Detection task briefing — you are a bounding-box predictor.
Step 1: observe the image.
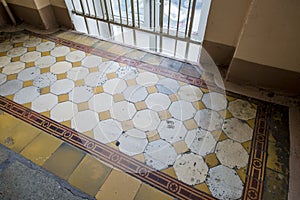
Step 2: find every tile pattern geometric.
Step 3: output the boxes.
[0,31,276,200]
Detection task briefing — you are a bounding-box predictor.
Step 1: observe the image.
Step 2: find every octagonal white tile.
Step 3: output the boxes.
[185,128,216,156]
[32,93,58,112]
[0,43,13,53]
[35,56,56,68]
[50,101,78,122]
[133,110,160,131]
[71,110,99,132]
[136,71,159,86]
[118,128,148,156]
[88,93,113,112]
[116,65,138,80]
[84,72,107,87]
[93,119,123,144]
[98,61,120,74]
[123,85,148,103]
[69,86,93,103]
[7,47,27,57]
[223,118,253,143]
[216,139,249,169]
[50,79,74,95]
[174,153,208,185]
[66,50,86,62]
[67,67,89,81]
[178,85,203,102]
[17,67,40,81]
[156,78,180,95]
[158,119,187,143]
[82,55,102,68]
[36,41,55,52]
[228,99,257,120]
[14,86,40,104]
[11,33,29,43]
[206,165,243,200]
[194,109,223,131]
[0,56,11,68]
[144,139,177,170]
[169,100,196,121]
[103,78,127,95]
[0,80,22,96]
[0,73,7,85]
[110,101,136,121]
[2,62,25,75]
[202,92,227,111]
[20,51,41,63]
[33,72,57,88]
[23,37,41,47]
[50,46,70,57]
[50,61,72,74]
[145,93,171,112]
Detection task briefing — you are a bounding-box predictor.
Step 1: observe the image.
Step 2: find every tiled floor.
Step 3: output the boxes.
[0,30,290,200]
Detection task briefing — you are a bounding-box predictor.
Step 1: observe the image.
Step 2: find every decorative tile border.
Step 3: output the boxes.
[0,31,272,199]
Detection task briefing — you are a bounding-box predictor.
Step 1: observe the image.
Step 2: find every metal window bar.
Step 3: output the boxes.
[69,0,205,45]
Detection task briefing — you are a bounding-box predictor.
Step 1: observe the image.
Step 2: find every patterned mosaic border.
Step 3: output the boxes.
[0,31,272,199]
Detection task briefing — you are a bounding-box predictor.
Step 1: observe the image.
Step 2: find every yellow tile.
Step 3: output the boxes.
[77,102,89,111]
[56,56,65,62]
[200,88,209,93]
[23,80,33,87]
[134,183,173,200]
[192,101,206,110]
[211,131,228,141]
[22,102,32,109]
[125,50,146,60]
[25,62,35,68]
[237,167,248,183]
[121,120,134,131]
[7,74,17,81]
[0,112,22,132]
[43,143,86,180]
[107,141,119,150]
[204,153,220,168]
[57,73,67,80]
[135,101,147,111]
[5,94,14,100]
[146,86,157,94]
[247,119,255,129]
[83,130,94,138]
[58,94,69,102]
[40,86,50,94]
[158,110,171,120]
[27,46,36,52]
[162,167,178,179]
[89,67,99,73]
[0,52,6,56]
[72,61,81,67]
[183,119,198,130]
[61,120,71,127]
[225,110,233,119]
[41,111,50,118]
[107,72,117,79]
[107,45,131,56]
[126,79,137,86]
[42,39,48,42]
[226,95,236,102]
[40,67,50,73]
[242,140,252,154]
[14,42,23,47]
[11,56,20,62]
[133,153,145,163]
[173,141,189,154]
[99,110,111,120]
[266,141,286,174]
[69,154,112,196]
[169,94,179,102]
[75,79,85,86]
[146,130,160,142]
[41,51,50,56]
[94,86,104,94]
[194,182,211,195]
[20,132,63,166]
[95,169,141,200]
[268,133,276,143]
[113,93,124,102]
